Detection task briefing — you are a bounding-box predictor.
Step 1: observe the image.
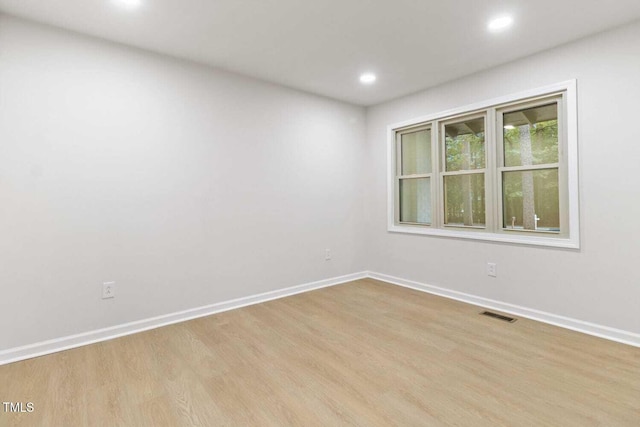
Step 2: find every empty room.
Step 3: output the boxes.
[1,0,639,425]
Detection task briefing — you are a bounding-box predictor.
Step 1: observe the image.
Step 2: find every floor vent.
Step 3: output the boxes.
[480,311,517,323]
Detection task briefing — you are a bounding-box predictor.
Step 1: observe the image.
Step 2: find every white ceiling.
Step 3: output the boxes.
[1,0,640,106]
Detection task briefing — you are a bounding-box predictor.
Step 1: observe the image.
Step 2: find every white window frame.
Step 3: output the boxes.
[387,80,580,249]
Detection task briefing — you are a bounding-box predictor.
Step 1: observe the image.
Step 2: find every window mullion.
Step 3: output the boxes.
[432,121,440,228]
[486,108,496,233]
[394,132,401,224]
[495,108,505,232]
[439,120,445,229]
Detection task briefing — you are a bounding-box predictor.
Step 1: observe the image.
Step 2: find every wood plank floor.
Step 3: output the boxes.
[1,279,639,426]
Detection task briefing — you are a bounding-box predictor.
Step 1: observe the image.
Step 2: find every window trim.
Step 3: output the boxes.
[386,80,580,249]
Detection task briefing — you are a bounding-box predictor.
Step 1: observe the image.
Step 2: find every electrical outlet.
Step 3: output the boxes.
[486,263,497,277]
[102,281,115,299]
[325,249,332,261]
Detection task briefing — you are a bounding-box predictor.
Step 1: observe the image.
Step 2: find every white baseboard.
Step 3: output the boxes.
[0,271,368,366]
[367,272,640,348]
[3,269,638,366]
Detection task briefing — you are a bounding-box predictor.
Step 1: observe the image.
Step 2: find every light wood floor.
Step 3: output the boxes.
[1,279,639,426]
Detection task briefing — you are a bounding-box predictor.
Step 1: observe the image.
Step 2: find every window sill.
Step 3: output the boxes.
[388,224,579,249]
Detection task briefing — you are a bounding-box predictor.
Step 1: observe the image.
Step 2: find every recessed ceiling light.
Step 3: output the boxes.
[112,0,142,9]
[504,125,516,130]
[488,16,513,32]
[360,73,377,84]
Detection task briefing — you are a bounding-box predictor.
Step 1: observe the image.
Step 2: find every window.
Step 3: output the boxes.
[387,81,579,248]
[397,126,433,225]
[442,115,486,228]
[499,101,561,233]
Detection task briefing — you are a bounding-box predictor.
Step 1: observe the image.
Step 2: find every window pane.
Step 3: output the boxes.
[444,117,485,171]
[444,174,485,226]
[401,129,432,175]
[400,178,431,224]
[503,103,558,167]
[503,169,559,232]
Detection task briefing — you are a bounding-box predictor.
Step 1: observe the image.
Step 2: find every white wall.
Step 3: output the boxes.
[0,15,366,351]
[3,12,639,354]
[365,21,640,334]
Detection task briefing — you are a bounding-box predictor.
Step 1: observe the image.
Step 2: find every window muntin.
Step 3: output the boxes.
[388,82,578,248]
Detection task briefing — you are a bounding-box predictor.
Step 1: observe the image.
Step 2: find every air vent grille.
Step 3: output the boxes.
[480,311,517,323]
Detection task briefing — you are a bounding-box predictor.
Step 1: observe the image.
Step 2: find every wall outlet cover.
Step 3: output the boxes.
[102,281,115,299]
